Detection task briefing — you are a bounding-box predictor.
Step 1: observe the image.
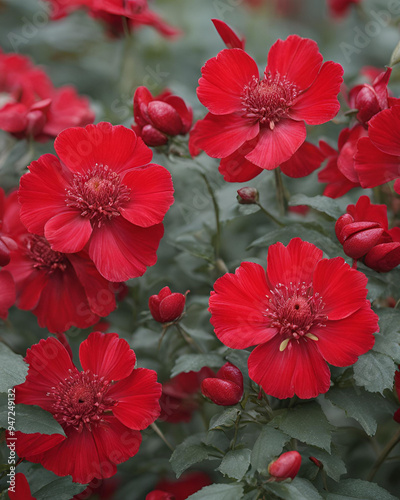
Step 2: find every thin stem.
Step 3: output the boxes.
[158,325,169,350]
[175,323,204,353]
[150,423,174,452]
[274,168,287,216]
[255,202,284,227]
[394,298,400,309]
[231,411,242,450]
[200,172,221,259]
[367,427,400,481]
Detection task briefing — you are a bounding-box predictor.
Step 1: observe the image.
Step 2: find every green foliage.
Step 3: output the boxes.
[170,434,210,478]
[171,353,225,377]
[251,426,290,474]
[265,477,324,500]
[187,482,244,499]
[217,449,251,480]
[326,479,398,500]
[0,343,28,392]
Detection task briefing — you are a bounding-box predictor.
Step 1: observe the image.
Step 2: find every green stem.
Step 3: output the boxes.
[200,172,221,259]
[175,323,204,353]
[367,427,400,481]
[150,423,174,452]
[255,202,284,227]
[394,298,400,309]
[231,411,242,450]
[274,168,287,216]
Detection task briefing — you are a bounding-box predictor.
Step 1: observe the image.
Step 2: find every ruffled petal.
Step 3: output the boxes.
[44,211,92,253]
[266,35,323,90]
[88,218,164,282]
[197,49,259,114]
[108,368,161,429]
[280,141,324,178]
[55,122,153,175]
[355,137,400,188]
[266,239,323,289]
[120,165,174,227]
[313,306,377,366]
[289,61,343,125]
[368,106,400,156]
[248,336,331,399]
[209,262,277,349]
[80,331,136,381]
[14,431,66,457]
[245,119,306,170]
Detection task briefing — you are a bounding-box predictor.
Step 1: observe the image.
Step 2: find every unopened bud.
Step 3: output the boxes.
[268,451,301,481]
[237,187,259,205]
[149,286,189,324]
[201,362,243,406]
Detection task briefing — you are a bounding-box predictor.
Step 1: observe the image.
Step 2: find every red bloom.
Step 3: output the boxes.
[209,238,378,399]
[146,492,175,500]
[394,368,400,423]
[0,50,94,141]
[318,126,366,198]
[13,331,161,484]
[7,473,36,500]
[152,471,212,500]
[191,35,342,174]
[18,122,174,282]
[336,195,400,271]
[0,269,15,320]
[149,286,188,324]
[159,368,214,423]
[268,451,302,481]
[355,106,400,195]
[201,362,243,406]
[211,19,245,50]
[2,191,117,333]
[328,0,362,17]
[133,87,192,147]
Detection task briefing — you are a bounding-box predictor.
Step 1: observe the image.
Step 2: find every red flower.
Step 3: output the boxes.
[0,50,94,141]
[209,238,378,399]
[133,87,192,147]
[355,106,400,195]
[18,122,174,282]
[201,362,243,406]
[335,195,400,271]
[191,35,342,174]
[318,126,366,198]
[0,269,15,320]
[12,331,161,484]
[268,451,302,481]
[146,491,175,500]
[149,286,188,324]
[2,191,117,333]
[7,473,36,500]
[394,368,400,423]
[151,471,212,500]
[211,19,245,50]
[328,0,362,17]
[159,368,214,423]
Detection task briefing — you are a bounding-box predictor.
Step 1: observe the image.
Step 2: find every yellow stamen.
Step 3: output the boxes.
[305,333,319,341]
[279,338,290,352]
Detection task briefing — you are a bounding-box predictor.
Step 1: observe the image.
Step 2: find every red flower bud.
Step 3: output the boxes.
[268,451,302,481]
[237,187,259,205]
[149,286,188,323]
[147,101,184,136]
[309,456,323,468]
[335,216,384,259]
[201,362,243,406]
[364,241,400,273]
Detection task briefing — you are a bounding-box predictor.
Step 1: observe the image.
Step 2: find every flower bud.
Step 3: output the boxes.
[149,286,188,323]
[309,456,323,468]
[237,187,259,205]
[268,451,302,481]
[335,215,384,259]
[201,362,243,406]
[364,241,400,273]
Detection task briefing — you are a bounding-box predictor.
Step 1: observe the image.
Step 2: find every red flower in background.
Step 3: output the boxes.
[7,473,36,500]
[2,191,117,333]
[209,238,378,399]
[13,332,161,484]
[328,0,362,17]
[159,368,214,423]
[147,471,212,500]
[133,87,192,147]
[190,35,342,179]
[0,49,94,141]
[355,105,400,195]
[18,122,174,282]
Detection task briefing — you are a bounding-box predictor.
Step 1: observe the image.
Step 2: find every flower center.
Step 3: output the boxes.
[65,164,131,227]
[266,282,327,351]
[48,370,115,432]
[241,74,298,130]
[25,235,67,273]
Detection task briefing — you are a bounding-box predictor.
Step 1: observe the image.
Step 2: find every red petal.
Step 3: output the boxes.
[18,154,70,235]
[355,137,400,188]
[197,49,258,115]
[8,473,35,500]
[347,194,389,229]
[336,124,367,183]
[209,262,277,349]
[245,119,306,169]
[266,35,323,90]
[313,257,368,320]
[313,306,377,366]
[80,331,136,381]
[0,269,15,319]
[368,106,400,156]
[364,242,400,272]
[55,122,153,175]
[191,113,259,158]
[159,293,186,322]
[248,336,331,399]
[318,157,359,198]
[280,141,324,178]
[201,378,242,405]
[289,61,343,125]
[266,238,323,289]
[211,19,245,50]
[44,211,92,253]
[17,268,47,311]
[120,165,174,227]
[88,219,164,282]
[108,368,161,429]
[14,431,66,457]
[218,142,263,182]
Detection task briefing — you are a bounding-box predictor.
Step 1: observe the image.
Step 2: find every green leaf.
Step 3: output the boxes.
[353,351,396,394]
[34,477,86,500]
[326,479,398,500]
[265,477,323,500]
[270,403,333,452]
[6,402,65,435]
[251,426,290,474]
[187,483,244,499]
[170,434,209,478]
[373,309,400,363]
[209,408,240,430]
[217,448,251,480]
[0,343,28,392]
[171,353,224,377]
[326,387,389,436]
[389,39,400,67]
[289,194,346,219]
[303,447,346,482]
